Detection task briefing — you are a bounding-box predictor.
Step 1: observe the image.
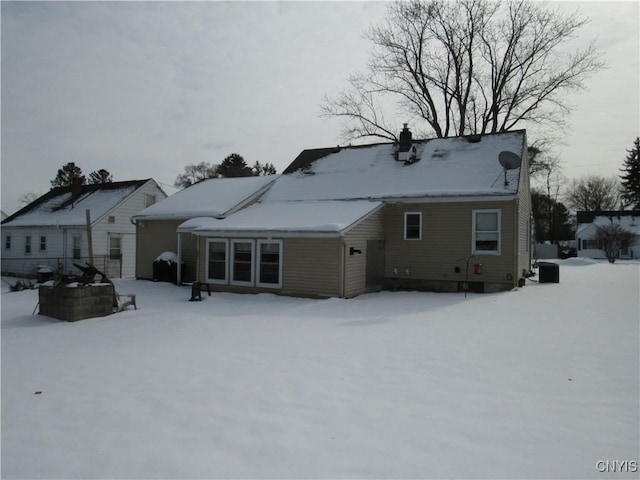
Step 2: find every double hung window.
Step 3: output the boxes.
[404,212,422,240]
[40,235,47,252]
[109,236,122,259]
[231,241,254,286]
[472,210,501,255]
[25,235,32,254]
[257,241,283,288]
[207,240,228,284]
[72,236,81,259]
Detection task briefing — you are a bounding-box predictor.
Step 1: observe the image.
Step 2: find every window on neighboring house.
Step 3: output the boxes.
[73,236,81,260]
[25,235,32,254]
[206,239,228,284]
[257,240,282,288]
[231,240,255,286]
[5,235,11,250]
[145,194,156,208]
[109,236,122,260]
[108,216,116,224]
[582,239,601,250]
[40,235,46,252]
[404,212,422,240]
[473,210,501,255]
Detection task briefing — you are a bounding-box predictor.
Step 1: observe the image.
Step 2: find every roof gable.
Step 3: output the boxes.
[134,175,279,220]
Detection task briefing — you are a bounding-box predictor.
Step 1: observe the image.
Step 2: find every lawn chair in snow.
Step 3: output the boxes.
[189,282,211,301]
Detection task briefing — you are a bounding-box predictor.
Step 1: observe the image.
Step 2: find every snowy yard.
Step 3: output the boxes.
[2,259,638,479]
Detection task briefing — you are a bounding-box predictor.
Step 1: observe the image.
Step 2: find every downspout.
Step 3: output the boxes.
[176,232,182,285]
[340,237,346,298]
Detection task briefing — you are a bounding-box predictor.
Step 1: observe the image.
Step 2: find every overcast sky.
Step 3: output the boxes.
[1,1,638,215]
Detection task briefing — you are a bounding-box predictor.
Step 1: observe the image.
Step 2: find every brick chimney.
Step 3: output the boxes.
[71,176,83,200]
[399,123,412,152]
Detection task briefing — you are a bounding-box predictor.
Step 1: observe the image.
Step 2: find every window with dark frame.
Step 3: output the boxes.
[40,235,46,252]
[25,235,31,254]
[404,212,422,240]
[5,235,11,250]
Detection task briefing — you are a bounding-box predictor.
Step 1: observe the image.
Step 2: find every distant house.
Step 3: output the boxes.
[138,127,531,297]
[132,175,279,283]
[576,211,640,260]
[1,179,166,278]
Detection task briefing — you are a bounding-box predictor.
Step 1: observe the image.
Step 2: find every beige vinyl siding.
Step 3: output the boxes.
[516,151,532,279]
[384,201,518,287]
[343,207,384,297]
[196,236,342,298]
[136,219,183,279]
[281,238,343,297]
[179,233,199,283]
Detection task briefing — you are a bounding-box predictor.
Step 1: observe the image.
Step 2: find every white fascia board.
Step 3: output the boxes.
[191,229,342,239]
[380,194,518,204]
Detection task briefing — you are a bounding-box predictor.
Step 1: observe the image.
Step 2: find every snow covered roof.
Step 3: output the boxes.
[1,179,152,227]
[134,176,279,220]
[265,131,526,202]
[188,200,382,237]
[576,211,640,235]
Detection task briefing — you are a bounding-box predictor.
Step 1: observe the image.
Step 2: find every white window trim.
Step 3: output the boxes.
[256,240,283,289]
[24,235,32,255]
[205,238,229,285]
[39,234,47,252]
[109,234,122,259]
[230,239,255,287]
[404,212,422,240]
[472,209,501,255]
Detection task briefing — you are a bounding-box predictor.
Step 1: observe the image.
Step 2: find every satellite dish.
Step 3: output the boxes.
[499,151,522,170]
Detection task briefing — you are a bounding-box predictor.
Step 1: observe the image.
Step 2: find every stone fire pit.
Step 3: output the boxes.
[39,283,115,322]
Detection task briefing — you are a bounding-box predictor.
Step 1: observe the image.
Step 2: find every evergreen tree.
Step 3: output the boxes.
[51,162,85,189]
[531,190,575,243]
[620,137,640,209]
[215,154,254,178]
[89,169,113,184]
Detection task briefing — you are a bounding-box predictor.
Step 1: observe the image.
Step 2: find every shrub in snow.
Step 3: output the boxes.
[594,224,639,263]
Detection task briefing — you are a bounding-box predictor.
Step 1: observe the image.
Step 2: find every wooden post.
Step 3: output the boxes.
[85,209,94,265]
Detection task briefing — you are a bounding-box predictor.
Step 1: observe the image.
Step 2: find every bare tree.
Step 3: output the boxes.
[594,224,638,263]
[18,192,40,207]
[174,162,219,188]
[321,0,604,141]
[565,175,621,212]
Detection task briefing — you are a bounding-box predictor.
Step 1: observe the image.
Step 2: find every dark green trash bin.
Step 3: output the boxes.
[538,262,559,283]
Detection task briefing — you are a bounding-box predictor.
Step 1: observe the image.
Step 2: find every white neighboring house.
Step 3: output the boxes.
[1,179,166,278]
[576,211,640,260]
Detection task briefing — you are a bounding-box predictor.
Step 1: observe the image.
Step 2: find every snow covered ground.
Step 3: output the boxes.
[2,259,638,479]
